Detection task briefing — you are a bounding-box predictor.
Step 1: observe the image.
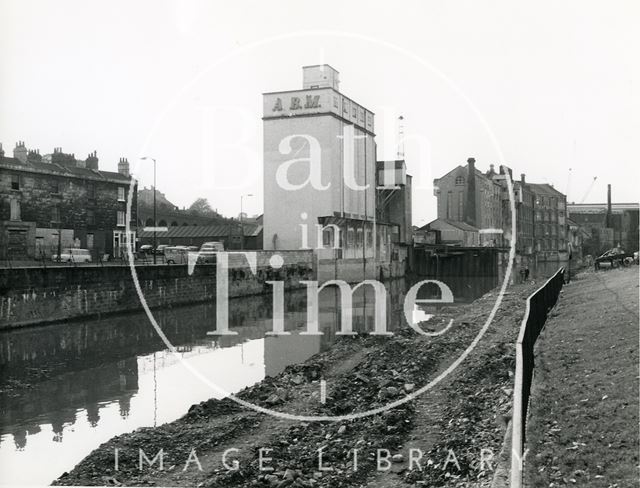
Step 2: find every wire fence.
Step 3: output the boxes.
[510,266,565,487]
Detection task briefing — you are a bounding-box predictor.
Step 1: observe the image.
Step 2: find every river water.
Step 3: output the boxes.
[0,273,522,486]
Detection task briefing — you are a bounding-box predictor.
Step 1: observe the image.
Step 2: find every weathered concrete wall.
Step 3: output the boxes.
[0,250,314,329]
[317,258,405,283]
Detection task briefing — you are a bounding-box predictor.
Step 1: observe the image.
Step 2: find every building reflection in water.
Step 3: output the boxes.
[0,277,469,486]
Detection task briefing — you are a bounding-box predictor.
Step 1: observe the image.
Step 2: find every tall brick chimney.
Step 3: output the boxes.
[606,184,612,228]
[118,157,130,176]
[13,141,28,163]
[464,157,477,227]
[0,142,4,158]
[521,173,526,184]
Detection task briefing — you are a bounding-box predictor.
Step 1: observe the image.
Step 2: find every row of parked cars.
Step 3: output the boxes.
[138,241,225,264]
[50,241,225,264]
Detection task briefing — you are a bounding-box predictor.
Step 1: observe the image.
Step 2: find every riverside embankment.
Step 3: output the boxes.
[53,276,549,488]
[0,251,314,329]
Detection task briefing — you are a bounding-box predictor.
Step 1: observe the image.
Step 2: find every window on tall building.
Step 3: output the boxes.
[10,174,20,190]
[455,176,465,186]
[10,199,20,221]
[51,206,60,223]
[117,187,125,201]
[87,209,95,226]
[117,210,125,227]
[322,227,332,248]
[51,180,60,193]
[87,183,96,199]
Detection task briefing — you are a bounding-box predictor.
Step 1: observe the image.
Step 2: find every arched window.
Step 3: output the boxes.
[158,220,167,226]
[455,176,465,186]
[145,218,154,227]
[171,221,178,227]
[182,222,189,226]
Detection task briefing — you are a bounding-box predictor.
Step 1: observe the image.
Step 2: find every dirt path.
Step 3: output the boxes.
[55,279,546,487]
[525,266,639,487]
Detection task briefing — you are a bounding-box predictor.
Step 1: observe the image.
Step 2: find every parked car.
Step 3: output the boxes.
[155,244,169,255]
[196,241,224,264]
[594,248,631,270]
[164,246,198,264]
[200,241,225,252]
[139,244,153,254]
[52,248,92,263]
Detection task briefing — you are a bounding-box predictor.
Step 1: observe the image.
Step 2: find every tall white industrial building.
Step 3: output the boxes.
[262,65,385,258]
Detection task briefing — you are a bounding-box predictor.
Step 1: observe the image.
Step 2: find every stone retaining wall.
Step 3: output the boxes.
[0,250,314,329]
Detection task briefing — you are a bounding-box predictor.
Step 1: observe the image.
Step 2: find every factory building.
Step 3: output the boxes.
[262,65,410,279]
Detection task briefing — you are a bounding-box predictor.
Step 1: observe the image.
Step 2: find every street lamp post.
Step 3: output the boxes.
[240,193,253,250]
[141,157,157,264]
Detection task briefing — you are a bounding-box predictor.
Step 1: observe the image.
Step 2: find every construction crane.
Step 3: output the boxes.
[580,176,598,203]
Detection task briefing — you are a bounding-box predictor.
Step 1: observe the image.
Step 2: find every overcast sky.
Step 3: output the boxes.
[1,0,638,225]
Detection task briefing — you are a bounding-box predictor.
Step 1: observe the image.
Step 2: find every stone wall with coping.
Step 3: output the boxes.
[0,250,315,329]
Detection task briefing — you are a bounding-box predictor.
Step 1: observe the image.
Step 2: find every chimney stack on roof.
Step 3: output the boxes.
[118,157,130,176]
[0,143,4,158]
[27,149,42,164]
[521,173,526,184]
[13,141,28,163]
[51,147,77,167]
[86,150,99,170]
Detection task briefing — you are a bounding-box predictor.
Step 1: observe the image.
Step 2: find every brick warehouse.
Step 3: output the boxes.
[0,142,137,261]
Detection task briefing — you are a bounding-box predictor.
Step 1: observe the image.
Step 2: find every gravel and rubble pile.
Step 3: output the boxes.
[55,281,539,487]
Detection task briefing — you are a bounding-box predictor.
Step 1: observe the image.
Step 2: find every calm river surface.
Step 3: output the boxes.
[0,273,516,486]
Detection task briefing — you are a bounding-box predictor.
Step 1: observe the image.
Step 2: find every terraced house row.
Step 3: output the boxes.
[0,142,137,261]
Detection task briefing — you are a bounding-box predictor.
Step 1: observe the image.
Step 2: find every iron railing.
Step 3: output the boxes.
[510,266,565,487]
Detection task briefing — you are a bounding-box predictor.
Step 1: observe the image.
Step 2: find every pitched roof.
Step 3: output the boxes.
[138,223,263,239]
[421,218,479,232]
[1,155,132,183]
[435,163,495,184]
[139,224,233,239]
[527,183,565,197]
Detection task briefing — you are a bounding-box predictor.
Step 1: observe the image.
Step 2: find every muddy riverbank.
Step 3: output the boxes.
[53,277,546,488]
